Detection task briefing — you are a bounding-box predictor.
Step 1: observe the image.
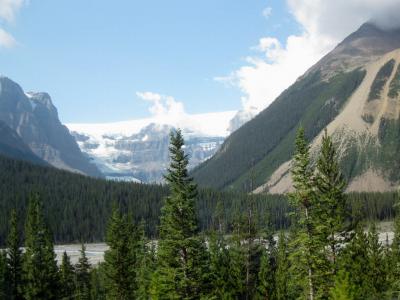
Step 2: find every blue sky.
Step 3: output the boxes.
[0,0,300,123]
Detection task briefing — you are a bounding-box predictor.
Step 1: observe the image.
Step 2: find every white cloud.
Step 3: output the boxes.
[136,91,186,120]
[0,0,24,22]
[262,7,272,19]
[0,0,26,48]
[222,0,400,113]
[0,27,16,47]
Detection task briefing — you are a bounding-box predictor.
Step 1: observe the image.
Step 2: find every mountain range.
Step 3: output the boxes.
[192,22,400,193]
[67,111,237,182]
[1,22,400,193]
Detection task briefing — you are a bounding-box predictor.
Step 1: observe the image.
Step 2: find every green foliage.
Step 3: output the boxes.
[135,223,156,299]
[387,192,400,297]
[0,251,7,299]
[256,242,277,300]
[59,251,76,300]
[366,223,388,298]
[275,231,289,300]
[75,244,92,300]
[388,64,400,98]
[207,233,235,299]
[0,130,398,299]
[90,264,107,300]
[338,225,370,299]
[329,270,355,300]
[6,209,24,300]
[154,130,211,299]
[0,154,290,246]
[288,127,322,300]
[368,59,395,101]
[103,207,137,299]
[314,129,347,292]
[377,118,400,181]
[192,69,366,191]
[23,194,60,300]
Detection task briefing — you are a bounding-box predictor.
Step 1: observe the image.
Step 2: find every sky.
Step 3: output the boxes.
[0,0,400,123]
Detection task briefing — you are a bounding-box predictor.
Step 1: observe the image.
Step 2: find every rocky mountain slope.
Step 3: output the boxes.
[0,76,102,177]
[67,111,236,182]
[0,120,47,165]
[192,22,400,193]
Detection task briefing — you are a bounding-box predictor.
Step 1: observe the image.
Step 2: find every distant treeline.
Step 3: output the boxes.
[0,154,398,246]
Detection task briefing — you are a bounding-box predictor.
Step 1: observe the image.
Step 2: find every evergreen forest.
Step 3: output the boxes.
[0,128,399,299]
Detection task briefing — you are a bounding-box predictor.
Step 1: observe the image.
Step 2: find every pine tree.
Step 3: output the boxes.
[315,129,347,268]
[135,221,156,299]
[314,129,347,296]
[225,212,248,299]
[288,127,320,300]
[154,129,210,299]
[76,244,92,300]
[388,191,400,296]
[23,193,60,300]
[366,223,388,298]
[329,270,355,300]
[275,231,289,300]
[243,195,263,300]
[59,251,76,300]
[0,251,7,299]
[208,232,234,299]
[257,218,278,299]
[103,207,136,299]
[6,209,24,300]
[90,264,107,300]
[256,245,276,300]
[338,224,370,299]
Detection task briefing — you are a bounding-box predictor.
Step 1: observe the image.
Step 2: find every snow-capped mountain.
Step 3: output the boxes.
[67,111,237,182]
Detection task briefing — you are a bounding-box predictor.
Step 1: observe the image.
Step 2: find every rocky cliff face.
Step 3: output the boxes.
[0,120,46,165]
[0,76,102,177]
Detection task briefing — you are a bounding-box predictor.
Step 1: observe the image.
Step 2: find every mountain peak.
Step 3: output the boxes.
[309,22,400,79]
[25,91,57,115]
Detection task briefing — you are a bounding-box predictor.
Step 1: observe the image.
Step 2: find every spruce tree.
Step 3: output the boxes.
[90,264,107,300]
[243,196,263,300]
[388,191,400,296]
[208,232,234,298]
[314,129,347,296]
[23,193,60,300]
[59,251,76,300]
[226,213,248,299]
[275,231,289,300]
[256,245,276,300]
[103,207,136,299]
[154,129,210,299]
[6,209,24,300]
[135,221,156,300]
[329,270,355,300]
[0,251,7,299]
[75,244,92,300]
[338,224,370,299]
[366,223,388,298]
[315,129,347,270]
[288,127,320,300]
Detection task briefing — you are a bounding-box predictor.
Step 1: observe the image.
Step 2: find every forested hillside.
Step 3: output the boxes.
[0,154,290,245]
[0,153,397,247]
